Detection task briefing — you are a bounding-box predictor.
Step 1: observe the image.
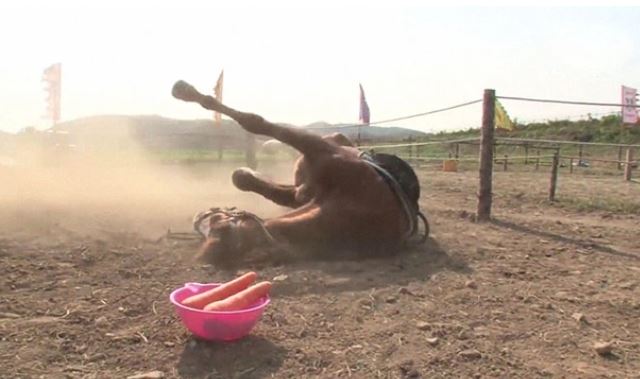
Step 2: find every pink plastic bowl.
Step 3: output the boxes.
[169,282,270,341]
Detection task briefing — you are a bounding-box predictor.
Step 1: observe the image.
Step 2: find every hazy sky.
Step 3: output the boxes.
[1,1,639,133]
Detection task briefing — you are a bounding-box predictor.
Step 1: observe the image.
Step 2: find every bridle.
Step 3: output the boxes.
[193,207,278,248]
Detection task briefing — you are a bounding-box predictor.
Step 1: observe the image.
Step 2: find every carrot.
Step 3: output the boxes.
[182,272,257,309]
[203,281,272,312]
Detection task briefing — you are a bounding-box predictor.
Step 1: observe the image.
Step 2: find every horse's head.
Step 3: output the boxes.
[193,208,275,266]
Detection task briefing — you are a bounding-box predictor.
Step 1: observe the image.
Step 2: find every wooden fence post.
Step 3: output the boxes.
[217,133,224,161]
[477,89,495,222]
[578,145,583,163]
[535,150,540,171]
[618,146,623,170]
[524,145,529,165]
[549,151,559,201]
[503,155,508,171]
[569,158,574,174]
[410,137,414,160]
[245,132,257,169]
[455,143,460,160]
[624,148,634,181]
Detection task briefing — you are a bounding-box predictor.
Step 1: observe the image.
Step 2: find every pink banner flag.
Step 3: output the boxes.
[213,70,224,126]
[621,85,638,124]
[42,63,62,123]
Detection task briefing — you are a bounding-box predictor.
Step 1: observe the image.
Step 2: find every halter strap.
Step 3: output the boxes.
[193,207,278,245]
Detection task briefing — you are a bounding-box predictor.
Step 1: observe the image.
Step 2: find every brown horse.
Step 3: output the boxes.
[171,80,427,265]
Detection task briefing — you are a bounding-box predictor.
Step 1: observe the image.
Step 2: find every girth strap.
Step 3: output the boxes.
[359,151,429,244]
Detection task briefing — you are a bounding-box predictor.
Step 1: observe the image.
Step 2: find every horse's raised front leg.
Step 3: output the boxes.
[231,168,305,208]
[172,80,338,161]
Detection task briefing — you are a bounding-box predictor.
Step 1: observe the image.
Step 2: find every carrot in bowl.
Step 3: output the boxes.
[182,272,257,309]
[203,281,272,312]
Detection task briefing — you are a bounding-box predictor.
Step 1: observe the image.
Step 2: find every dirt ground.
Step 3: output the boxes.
[1,160,639,379]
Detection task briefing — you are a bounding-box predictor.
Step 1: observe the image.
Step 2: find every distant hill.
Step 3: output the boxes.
[5,114,637,151]
[47,115,427,150]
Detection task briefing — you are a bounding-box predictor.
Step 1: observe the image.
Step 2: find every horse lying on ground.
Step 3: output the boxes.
[171,80,428,264]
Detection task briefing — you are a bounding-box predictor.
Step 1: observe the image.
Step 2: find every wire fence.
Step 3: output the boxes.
[356,90,638,160]
[343,99,482,129]
[339,89,640,222]
[363,137,638,167]
[497,95,640,108]
[517,111,619,125]
[353,90,638,217]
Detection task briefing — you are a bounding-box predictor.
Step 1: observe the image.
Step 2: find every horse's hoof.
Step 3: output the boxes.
[172,80,200,102]
[232,167,259,192]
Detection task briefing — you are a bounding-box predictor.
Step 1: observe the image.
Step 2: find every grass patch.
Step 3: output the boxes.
[555,196,640,214]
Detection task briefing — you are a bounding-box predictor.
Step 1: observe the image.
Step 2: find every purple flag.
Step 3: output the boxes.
[359,83,370,125]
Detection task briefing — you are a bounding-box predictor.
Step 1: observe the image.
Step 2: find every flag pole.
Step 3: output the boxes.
[620,85,624,151]
[57,63,61,126]
[214,70,224,160]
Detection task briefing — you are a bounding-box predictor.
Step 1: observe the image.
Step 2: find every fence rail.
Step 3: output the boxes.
[495,137,640,149]
[362,137,640,150]
[358,137,478,150]
[352,89,638,220]
[561,156,639,165]
[399,155,557,162]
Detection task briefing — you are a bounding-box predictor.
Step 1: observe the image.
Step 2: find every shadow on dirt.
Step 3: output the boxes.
[491,218,639,261]
[177,335,285,379]
[260,237,472,297]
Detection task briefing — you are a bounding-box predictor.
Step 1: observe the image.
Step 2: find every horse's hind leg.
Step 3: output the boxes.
[231,168,303,208]
[263,204,324,243]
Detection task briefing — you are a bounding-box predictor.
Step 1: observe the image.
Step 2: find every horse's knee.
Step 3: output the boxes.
[294,184,313,204]
[324,132,354,147]
[235,113,269,135]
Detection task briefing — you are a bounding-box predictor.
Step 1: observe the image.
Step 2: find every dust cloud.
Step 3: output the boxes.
[0,129,291,241]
